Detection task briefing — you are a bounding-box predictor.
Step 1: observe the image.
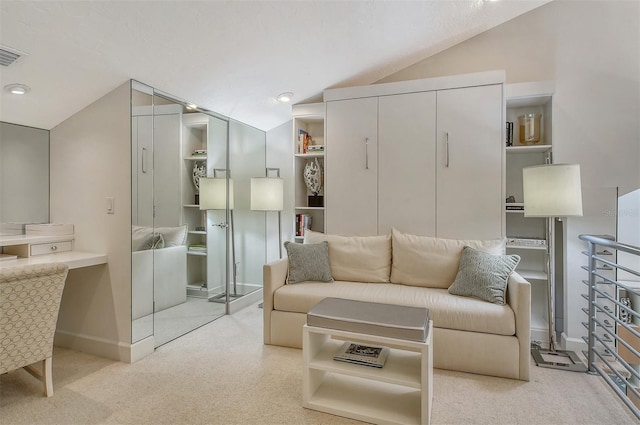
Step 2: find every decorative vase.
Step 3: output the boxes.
[303,158,323,195]
[303,159,323,207]
[192,161,206,203]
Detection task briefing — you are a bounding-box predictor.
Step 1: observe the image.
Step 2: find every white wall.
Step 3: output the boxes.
[618,189,640,283]
[379,0,640,350]
[379,0,639,196]
[50,82,132,361]
[266,120,294,261]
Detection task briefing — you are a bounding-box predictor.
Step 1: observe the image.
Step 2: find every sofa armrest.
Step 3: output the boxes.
[263,258,288,344]
[507,271,531,381]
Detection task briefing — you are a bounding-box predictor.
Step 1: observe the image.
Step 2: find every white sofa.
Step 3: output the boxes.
[263,229,531,381]
[131,225,188,320]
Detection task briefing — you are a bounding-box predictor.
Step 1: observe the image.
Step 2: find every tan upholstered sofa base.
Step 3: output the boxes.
[263,258,530,381]
[268,310,522,380]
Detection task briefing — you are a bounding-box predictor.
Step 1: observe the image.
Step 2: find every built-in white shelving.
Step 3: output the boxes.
[182,113,209,290]
[505,81,555,345]
[293,103,325,242]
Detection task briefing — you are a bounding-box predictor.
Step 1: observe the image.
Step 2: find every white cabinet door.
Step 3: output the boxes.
[436,84,503,240]
[378,91,437,236]
[132,115,154,228]
[153,113,182,227]
[325,97,378,235]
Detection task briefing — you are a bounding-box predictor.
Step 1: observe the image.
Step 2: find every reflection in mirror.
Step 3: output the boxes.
[227,120,267,299]
[131,81,265,348]
[131,81,154,343]
[0,122,50,235]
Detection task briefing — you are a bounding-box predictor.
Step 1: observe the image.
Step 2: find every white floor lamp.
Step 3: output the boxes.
[199,170,239,303]
[251,168,284,310]
[523,163,586,371]
[250,168,284,259]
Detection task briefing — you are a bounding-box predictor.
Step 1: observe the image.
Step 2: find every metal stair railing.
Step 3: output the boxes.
[580,234,640,420]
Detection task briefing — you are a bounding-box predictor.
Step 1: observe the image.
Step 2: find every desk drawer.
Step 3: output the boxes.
[30,241,73,256]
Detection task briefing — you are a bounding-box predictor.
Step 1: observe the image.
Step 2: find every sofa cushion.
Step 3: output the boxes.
[284,241,333,284]
[448,246,520,305]
[274,281,515,336]
[142,233,165,250]
[132,225,187,251]
[304,230,391,283]
[156,225,188,247]
[390,229,505,288]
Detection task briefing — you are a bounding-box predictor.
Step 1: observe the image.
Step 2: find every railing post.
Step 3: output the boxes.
[587,240,597,374]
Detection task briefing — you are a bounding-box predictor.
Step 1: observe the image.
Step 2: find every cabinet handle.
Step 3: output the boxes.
[142,147,147,173]
[445,132,450,168]
[364,137,369,170]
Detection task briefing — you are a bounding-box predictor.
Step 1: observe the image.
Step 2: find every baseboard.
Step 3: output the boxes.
[129,336,155,363]
[562,332,587,354]
[54,329,133,363]
[229,287,262,314]
[531,328,549,346]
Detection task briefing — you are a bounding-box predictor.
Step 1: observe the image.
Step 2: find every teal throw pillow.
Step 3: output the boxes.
[284,241,334,284]
[448,246,520,305]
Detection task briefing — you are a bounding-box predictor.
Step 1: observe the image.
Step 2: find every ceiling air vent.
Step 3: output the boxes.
[0,45,27,67]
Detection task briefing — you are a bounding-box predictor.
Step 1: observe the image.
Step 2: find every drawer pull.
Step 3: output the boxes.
[50,245,58,251]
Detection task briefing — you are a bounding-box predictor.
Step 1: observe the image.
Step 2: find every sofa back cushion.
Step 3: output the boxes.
[390,229,505,288]
[304,230,391,283]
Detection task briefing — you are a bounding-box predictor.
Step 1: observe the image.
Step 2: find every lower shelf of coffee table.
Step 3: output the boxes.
[303,323,433,425]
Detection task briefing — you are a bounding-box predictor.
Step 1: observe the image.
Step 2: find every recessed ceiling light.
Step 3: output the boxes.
[276,92,293,103]
[186,103,197,110]
[4,83,30,95]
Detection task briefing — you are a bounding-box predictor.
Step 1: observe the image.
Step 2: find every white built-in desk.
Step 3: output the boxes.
[0,234,107,270]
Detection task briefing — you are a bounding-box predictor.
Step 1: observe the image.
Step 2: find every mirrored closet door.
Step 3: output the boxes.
[131,81,265,348]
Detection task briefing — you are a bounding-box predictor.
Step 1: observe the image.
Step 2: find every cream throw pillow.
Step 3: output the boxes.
[304,230,391,283]
[390,228,506,288]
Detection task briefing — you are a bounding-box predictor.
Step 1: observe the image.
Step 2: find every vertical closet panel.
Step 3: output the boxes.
[153,111,182,227]
[131,100,155,344]
[205,116,228,296]
[436,85,503,240]
[378,92,437,236]
[228,120,266,295]
[133,114,154,228]
[325,97,378,235]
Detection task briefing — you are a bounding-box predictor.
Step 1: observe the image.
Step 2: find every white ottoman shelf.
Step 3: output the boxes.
[303,321,433,425]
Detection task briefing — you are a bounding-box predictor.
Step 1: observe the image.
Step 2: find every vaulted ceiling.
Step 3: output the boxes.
[0,1,549,131]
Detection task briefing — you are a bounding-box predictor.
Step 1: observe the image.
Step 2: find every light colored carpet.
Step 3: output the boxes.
[1,302,637,425]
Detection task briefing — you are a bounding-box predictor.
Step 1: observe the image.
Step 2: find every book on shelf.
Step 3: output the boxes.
[506,203,524,211]
[507,237,547,247]
[333,342,390,368]
[295,214,312,237]
[297,129,310,154]
[191,149,207,157]
[306,144,324,152]
[506,121,514,146]
[188,244,207,252]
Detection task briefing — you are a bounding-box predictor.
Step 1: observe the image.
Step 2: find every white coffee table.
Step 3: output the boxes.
[302,320,433,425]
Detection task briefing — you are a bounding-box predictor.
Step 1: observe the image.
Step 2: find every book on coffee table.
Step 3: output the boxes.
[333,342,390,368]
